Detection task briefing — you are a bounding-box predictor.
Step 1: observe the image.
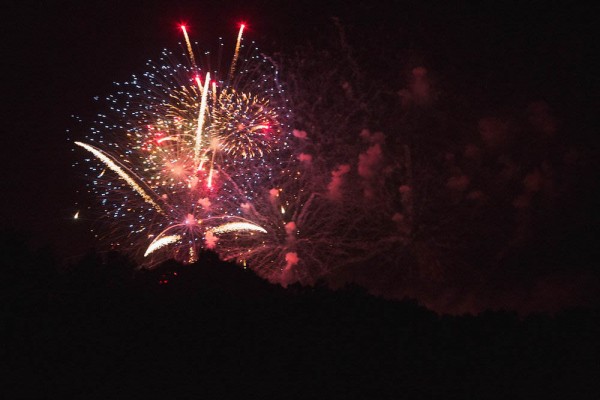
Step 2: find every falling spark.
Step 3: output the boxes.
[210,222,267,235]
[212,81,217,106]
[228,24,245,81]
[75,141,165,215]
[180,25,197,69]
[145,234,182,257]
[156,136,180,144]
[194,72,211,167]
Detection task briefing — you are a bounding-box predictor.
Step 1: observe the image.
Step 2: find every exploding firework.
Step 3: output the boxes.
[75,24,295,267]
[74,22,407,285]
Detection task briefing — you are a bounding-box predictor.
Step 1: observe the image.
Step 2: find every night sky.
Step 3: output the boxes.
[2,0,598,313]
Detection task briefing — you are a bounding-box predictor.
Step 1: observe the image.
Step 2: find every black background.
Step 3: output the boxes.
[2,1,600,397]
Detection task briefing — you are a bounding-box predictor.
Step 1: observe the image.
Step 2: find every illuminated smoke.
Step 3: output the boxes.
[292,129,308,139]
[204,231,218,249]
[297,153,312,164]
[327,164,351,201]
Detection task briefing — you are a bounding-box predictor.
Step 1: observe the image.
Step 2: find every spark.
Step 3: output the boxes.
[228,24,245,81]
[194,72,210,168]
[156,136,179,144]
[210,222,267,235]
[180,25,197,69]
[145,234,182,257]
[75,141,165,215]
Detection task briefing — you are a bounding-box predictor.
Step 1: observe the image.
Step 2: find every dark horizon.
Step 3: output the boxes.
[3,246,599,398]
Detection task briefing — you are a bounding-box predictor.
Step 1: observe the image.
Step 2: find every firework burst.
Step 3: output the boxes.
[75,24,296,267]
[74,22,395,285]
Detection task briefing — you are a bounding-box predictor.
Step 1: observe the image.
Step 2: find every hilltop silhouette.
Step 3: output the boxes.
[2,232,599,398]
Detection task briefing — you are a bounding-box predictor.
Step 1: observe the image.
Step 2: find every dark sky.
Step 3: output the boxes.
[2,1,598,311]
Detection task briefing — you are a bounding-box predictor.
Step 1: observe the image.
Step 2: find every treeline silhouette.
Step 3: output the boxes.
[2,231,599,398]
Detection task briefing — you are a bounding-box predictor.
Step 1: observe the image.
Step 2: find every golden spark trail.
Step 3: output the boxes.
[75,141,165,215]
[211,81,217,107]
[207,148,217,188]
[156,136,180,144]
[227,24,245,81]
[194,72,210,168]
[207,137,219,188]
[180,25,197,70]
[210,221,267,235]
[145,234,182,257]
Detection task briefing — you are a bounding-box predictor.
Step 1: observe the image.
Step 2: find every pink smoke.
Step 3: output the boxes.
[197,197,211,209]
[280,252,300,287]
[392,213,404,223]
[466,190,484,201]
[358,144,383,180]
[411,67,432,105]
[478,117,509,148]
[297,153,313,164]
[464,144,481,160]
[204,231,218,249]
[285,221,297,237]
[292,129,308,139]
[327,164,351,201]
[446,175,470,192]
[360,129,385,144]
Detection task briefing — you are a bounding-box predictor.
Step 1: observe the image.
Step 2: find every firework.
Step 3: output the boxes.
[75,22,399,285]
[73,21,365,286]
[76,23,296,267]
